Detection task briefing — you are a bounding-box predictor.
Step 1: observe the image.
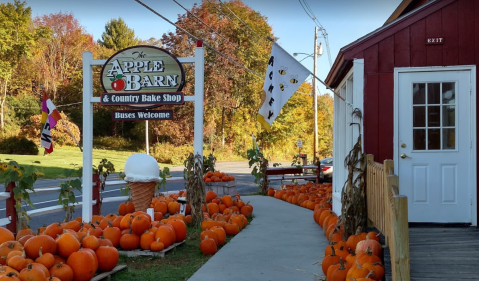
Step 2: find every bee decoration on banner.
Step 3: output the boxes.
[278,67,287,75]
[279,83,288,91]
[290,75,298,84]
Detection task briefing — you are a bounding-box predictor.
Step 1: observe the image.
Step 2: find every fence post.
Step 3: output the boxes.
[92,174,100,216]
[365,154,374,227]
[391,174,410,281]
[383,160,394,247]
[5,181,17,234]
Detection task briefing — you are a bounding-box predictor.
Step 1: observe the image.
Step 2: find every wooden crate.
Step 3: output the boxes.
[118,241,185,258]
[205,181,236,195]
[91,265,127,281]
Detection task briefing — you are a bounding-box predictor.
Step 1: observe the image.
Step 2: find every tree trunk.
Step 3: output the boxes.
[0,79,8,132]
[221,107,225,148]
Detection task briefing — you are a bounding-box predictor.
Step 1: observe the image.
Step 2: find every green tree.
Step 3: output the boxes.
[0,0,41,132]
[98,17,138,51]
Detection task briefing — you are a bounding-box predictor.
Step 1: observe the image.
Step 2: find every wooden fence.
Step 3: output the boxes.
[365,154,410,281]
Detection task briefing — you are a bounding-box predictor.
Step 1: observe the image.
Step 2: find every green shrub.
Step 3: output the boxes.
[151,143,194,165]
[93,136,143,151]
[0,136,39,155]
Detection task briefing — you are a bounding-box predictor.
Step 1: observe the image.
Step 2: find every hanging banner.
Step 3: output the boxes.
[100,45,185,109]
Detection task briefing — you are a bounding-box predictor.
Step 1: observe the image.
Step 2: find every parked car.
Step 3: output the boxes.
[320,157,333,182]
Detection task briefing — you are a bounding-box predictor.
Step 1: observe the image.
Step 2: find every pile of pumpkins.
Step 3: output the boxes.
[268,182,333,210]
[315,208,385,281]
[199,190,253,255]
[203,171,235,183]
[0,222,120,281]
[269,183,385,280]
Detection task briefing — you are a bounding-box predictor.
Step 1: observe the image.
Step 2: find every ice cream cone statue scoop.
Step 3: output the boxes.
[124,153,161,212]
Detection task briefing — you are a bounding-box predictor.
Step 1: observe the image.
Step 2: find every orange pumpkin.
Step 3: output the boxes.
[18,264,45,281]
[167,219,186,243]
[67,250,96,281]
[49,262,73,281]
[150,238,164,252]
[56,232,81,258]
[24,235,57,260]
[119,230,140,251]
[35,247,55,269]
[95,246,119,272]
[0,228,14,246]
[199,236,217,255]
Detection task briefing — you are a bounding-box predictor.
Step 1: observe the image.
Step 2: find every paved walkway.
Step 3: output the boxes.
[189,195,328,281]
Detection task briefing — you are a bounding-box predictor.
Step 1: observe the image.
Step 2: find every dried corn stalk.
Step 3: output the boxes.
[341,109,366,239]
[184,153,206,228]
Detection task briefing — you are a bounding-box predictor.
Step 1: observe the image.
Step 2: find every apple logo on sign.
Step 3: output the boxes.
[110,74,125,91]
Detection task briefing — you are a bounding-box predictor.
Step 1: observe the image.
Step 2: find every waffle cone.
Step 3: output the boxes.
[129,181,156,212]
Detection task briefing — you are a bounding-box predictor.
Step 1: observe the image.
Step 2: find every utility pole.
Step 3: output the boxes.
[313,26,318,162]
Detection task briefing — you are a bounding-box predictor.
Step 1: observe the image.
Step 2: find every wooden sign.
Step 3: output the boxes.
[426,37,444,45]
[101,92,184,107]
[112,110,173,121]
[100,45,185,109]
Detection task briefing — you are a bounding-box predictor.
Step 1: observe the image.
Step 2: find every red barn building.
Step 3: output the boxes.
[325,0,478,225]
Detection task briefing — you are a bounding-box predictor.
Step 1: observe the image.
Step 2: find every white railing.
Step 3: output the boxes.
[2,176,185,233]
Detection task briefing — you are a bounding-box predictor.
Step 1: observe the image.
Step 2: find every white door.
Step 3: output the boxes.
[397,70,472,223]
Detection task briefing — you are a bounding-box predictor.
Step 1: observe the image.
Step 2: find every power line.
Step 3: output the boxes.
[298,0,332,67]
[171,0,263,67]
[134,0,264,79]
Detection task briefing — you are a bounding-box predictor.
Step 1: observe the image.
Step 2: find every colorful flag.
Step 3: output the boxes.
[258,42,311,130]
[40,91,62,154]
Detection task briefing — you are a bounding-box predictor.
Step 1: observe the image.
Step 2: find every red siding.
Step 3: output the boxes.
[442,1,458,66]
[458,0,475,64]
[364,44,378,74]
[425,10,443,66]
[410,19,427,66]
[379,36,394,73]
[378,74,394,160]
[394,28,410,67]
[363,74,379,158]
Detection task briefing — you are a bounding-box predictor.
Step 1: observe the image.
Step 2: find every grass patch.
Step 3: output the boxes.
[110,217,253,281]
[0,146,173,179]
[110,226,212,281]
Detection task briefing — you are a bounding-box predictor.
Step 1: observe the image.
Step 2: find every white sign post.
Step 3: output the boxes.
[81,42,204,222]
[297,140,303,148]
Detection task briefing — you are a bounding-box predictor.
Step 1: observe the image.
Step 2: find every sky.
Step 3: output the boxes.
[14,0,402,95]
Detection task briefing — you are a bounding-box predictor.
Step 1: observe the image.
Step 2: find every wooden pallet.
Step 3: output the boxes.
[91,265,127,281]
[118,241,185,258]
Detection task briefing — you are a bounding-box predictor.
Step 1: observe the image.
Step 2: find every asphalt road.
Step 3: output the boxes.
[0,161,288,232]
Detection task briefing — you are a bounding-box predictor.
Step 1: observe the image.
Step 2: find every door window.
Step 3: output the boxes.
[412,82,456,150]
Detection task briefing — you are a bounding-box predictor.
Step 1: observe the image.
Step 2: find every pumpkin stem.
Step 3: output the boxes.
[366,246,373,256]
[365,270,375,279]
[6,272,18,277]
[107,221,113,228]
[355,225,362,235]
[338,257,345,270]
[38,247,43,257]
[330,245,336,256]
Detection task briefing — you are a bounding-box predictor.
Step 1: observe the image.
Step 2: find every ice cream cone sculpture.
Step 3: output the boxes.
[124,153,162,212]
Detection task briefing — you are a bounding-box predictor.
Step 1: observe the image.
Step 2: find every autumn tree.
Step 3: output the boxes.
[98,17,138,51]
[0,0,47,132]
[33,12,96,102]
[159,0,272,150]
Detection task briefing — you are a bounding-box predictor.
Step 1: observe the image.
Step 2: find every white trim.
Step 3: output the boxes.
[394,65,477,226]
[331,59,365,215]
